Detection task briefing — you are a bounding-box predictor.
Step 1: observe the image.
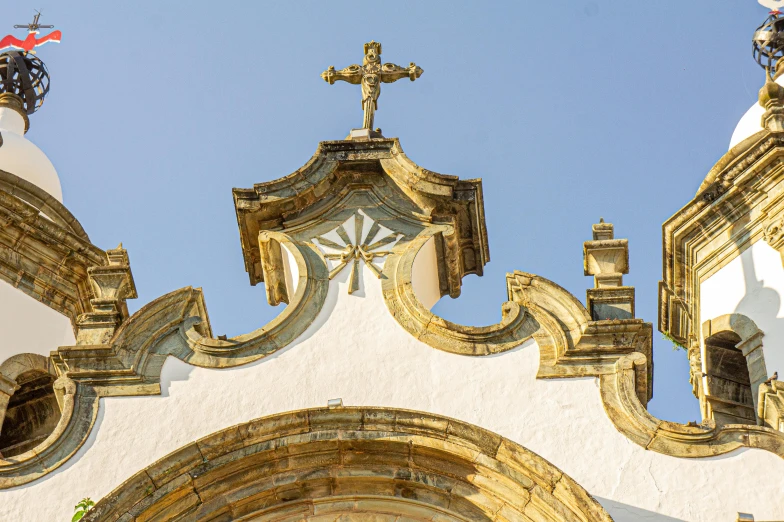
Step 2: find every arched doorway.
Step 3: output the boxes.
[83,407,611,522]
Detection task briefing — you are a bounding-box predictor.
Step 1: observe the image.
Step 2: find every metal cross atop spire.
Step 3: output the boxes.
[321,41,423,132]
[1,10,61,54]
[14,10,54,33]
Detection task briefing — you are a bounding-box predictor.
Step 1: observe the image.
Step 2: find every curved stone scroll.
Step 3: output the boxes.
[82,407,612,522]
[0,232,329,488]
[508,272,784,460]
[382,229,539,355]
[180,232,328,368]
[600,354,784,458]
[54,231,328,378]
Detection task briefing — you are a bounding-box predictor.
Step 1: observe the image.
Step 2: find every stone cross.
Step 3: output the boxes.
[321,41,423,131]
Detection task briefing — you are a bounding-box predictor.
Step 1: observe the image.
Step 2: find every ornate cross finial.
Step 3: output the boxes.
[321,41,423,132]
[1,10,61,53]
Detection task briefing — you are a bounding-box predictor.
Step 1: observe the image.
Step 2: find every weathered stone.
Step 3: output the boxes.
[80,407,610,522]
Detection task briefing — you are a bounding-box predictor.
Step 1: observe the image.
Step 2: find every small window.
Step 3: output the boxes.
[0,370,60,457]
[703,331,755,425]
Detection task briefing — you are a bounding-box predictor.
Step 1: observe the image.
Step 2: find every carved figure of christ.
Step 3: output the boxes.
[321,41,423,130]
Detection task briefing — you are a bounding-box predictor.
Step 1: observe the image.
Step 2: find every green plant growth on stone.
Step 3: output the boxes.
[662,332,685,351]
[72,498,94,522]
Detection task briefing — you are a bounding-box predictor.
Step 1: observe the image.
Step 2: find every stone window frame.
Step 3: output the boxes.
[701,314,768,422]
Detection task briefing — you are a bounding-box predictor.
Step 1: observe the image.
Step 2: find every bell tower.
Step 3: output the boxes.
[660,8,784,429]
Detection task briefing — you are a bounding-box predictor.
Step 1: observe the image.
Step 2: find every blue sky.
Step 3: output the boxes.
[4,1,770,422]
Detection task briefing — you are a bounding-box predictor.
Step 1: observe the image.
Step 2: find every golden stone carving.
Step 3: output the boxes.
[4,133,784,490]
[81,407,613,522]
[321,41,423,131]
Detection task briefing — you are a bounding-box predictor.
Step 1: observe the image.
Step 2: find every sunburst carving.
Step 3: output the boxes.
[313,211,401,294]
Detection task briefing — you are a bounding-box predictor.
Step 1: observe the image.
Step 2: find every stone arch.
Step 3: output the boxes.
[83,407,611,522]
[702,313,767,425]
[0,353,51,382]
[0,353,60,457]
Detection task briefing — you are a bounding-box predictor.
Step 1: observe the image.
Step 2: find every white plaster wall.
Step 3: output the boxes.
[3,265,784,522]
[701,239,784,382]
[0,279,75,362]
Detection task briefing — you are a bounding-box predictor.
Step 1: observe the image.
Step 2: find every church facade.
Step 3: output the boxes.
[0,15,784,522]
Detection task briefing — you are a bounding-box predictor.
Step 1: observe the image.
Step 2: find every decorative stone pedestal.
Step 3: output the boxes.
[347,128,383,140]
[583,220,635,321]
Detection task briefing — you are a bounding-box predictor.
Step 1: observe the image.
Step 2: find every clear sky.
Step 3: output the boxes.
[4,1,771,422]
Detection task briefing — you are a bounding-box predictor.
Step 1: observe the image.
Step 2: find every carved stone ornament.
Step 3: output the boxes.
[764,215,784,256]
[759,379,784,431]
[321,41,423,131]
[313,210,401,294]
[3,137,784,490]
[661,128,784,377]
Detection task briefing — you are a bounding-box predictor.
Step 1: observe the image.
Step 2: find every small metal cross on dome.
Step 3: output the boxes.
[1,10,61,54]
[14,10,54,33]
[321,41,423,132]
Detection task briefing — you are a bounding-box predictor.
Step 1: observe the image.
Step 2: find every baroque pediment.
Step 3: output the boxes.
[233,138,489,300]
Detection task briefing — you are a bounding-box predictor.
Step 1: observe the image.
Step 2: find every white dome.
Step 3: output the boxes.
[0,107,62,202]
[728,75,784,150]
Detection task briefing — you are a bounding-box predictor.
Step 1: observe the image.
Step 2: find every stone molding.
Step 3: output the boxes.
[514,273,784,458]
[382,230,539,355]
[0,170,117,326]
[660,130,784,385]
[600,353,784,459]
[0,230,331,487]
[233,138,489,301]
[3,135,784,489]
[0,170,88,239]
[0,374,94,488]
[82,407,612,522]
[509,272,652,402]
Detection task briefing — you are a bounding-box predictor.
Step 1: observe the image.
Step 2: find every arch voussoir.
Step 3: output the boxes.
[83,407,612,522]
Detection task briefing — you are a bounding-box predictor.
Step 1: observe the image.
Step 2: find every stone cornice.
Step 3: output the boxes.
[234,138,488,299]
[0,173,111,324]
[0,169,88,239]
[660,131,784,352]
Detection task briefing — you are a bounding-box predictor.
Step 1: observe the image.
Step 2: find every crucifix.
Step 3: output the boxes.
[321,41,423,132]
